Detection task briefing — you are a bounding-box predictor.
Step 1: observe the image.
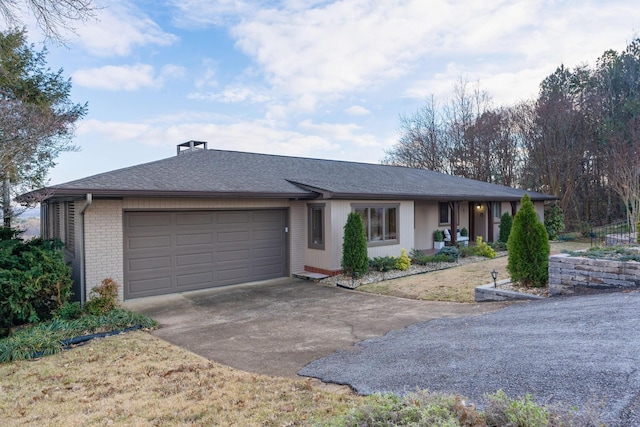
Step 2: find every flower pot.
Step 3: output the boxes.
[433,241,445,250]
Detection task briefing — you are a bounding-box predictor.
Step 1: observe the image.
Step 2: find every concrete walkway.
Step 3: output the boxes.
[124,277,507,378]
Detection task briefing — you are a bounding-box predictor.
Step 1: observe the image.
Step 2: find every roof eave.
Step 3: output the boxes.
[18,188,320,202]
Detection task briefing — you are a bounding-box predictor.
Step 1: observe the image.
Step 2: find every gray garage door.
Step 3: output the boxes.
[123,210,287,299]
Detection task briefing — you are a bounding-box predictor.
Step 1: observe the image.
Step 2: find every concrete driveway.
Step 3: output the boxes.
[124,278,505,378]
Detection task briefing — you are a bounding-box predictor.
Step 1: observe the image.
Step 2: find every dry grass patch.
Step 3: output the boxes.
[358,241,591,303]
[0,331,360,426]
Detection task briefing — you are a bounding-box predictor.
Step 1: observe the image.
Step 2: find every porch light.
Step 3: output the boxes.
[476,203,482,210]
[490,269,498,288]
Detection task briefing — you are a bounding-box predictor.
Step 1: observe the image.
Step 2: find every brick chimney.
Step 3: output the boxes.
[177,140,207,155]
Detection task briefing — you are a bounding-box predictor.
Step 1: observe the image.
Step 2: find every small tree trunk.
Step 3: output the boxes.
[3,175,11,228]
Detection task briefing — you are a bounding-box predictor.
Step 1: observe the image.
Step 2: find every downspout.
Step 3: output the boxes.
[78,194,92,305]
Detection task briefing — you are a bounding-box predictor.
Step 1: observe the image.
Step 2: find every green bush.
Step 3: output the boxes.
[460,227,468,237]
[433,229,444,242]
[396,248,411,271]
[507,194,550,287]
[0,238,72,333]
[474,236,496,258]
[490,241,508,251]
[370,256,397,272]
[410,248,454,265]
[55,301,83,320]
[341,212,369,277]
[498,212,513,243]
[457,237,496,259]
[84,278,120,316]
[544,202,565,240]
[436,246,459,262]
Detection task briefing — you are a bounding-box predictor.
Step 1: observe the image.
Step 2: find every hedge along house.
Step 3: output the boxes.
[19,141,554,302]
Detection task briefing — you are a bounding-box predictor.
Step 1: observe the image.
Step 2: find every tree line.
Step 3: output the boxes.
[385,38,640,231]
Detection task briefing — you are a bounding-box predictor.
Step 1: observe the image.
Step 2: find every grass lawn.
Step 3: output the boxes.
[358,241,591,303]
[0,331,361,426]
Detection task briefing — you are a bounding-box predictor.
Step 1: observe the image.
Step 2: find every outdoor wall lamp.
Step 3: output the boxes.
[491,269,498,287]
[476,203,482,210]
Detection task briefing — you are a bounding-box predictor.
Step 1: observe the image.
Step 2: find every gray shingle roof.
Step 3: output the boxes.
[27,149,555,202]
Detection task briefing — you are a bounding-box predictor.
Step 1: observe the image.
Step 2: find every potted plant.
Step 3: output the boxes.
[461,227,468,237]
[433,229,445,249]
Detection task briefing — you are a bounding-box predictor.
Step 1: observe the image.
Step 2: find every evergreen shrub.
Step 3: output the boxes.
[507,194,550,287]
[544,202,565,240]
[341,212,369,277]
[396,248,411,270]
[0,237,72,333]
[498,212,513,243]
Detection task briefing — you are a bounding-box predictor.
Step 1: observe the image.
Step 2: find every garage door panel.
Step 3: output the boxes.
[217,230,251,243]
[217,267,250,283]
[129,277,172,295]
[217,249,250,262]
[128,256,172,272]
[176,271,215,288]
[176,212,213,226]
[217,211,251,224]
[124,209,287,299]
[253,246,283,258]
[176,252,214,267]
[127,213,172,228]
[176,233,213,246]
[253,210,283,223]
[253,229,282,241]
[128,235,172,250]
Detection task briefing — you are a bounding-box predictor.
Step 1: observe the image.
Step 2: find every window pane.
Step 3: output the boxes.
[439,202,449,224]
[493,202,501,219]
[370,208,383,241]
[311,207,323,245]
[385,207,397,240]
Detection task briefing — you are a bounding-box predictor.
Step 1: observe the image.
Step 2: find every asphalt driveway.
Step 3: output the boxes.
[123,277,505,378]
[299,290,640,427]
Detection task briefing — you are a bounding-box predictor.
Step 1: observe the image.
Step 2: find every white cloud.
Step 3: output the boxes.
[73,63,185,91]
[188,86,271,103]
[76,0,178,56]
[345,105,370,116]
[171,0,639,112]
[73,114,395,163]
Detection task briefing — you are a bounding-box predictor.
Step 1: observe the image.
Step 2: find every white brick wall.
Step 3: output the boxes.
[84,199,124,300]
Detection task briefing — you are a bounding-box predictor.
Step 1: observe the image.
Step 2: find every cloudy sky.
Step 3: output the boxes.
[28,0,640,185]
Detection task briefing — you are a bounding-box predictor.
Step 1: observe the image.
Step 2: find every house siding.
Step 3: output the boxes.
[315,200,414,272]
[289,201,306,274]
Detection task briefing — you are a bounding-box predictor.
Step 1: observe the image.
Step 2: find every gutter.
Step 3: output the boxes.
[78,193,92,305]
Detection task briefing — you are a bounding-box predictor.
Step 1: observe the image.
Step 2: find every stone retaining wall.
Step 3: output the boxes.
[549,253,640,296]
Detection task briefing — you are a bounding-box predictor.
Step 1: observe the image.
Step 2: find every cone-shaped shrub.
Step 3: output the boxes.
[507,194,550,287]
[341,212,369,277]
[498,212,513,243]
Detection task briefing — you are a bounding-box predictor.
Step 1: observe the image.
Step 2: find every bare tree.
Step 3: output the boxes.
[0,0,95,42]
[606,117,640,229]
[383,96,448,172]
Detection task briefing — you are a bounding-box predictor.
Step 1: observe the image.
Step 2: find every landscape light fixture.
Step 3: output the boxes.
[491,269,498,288]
